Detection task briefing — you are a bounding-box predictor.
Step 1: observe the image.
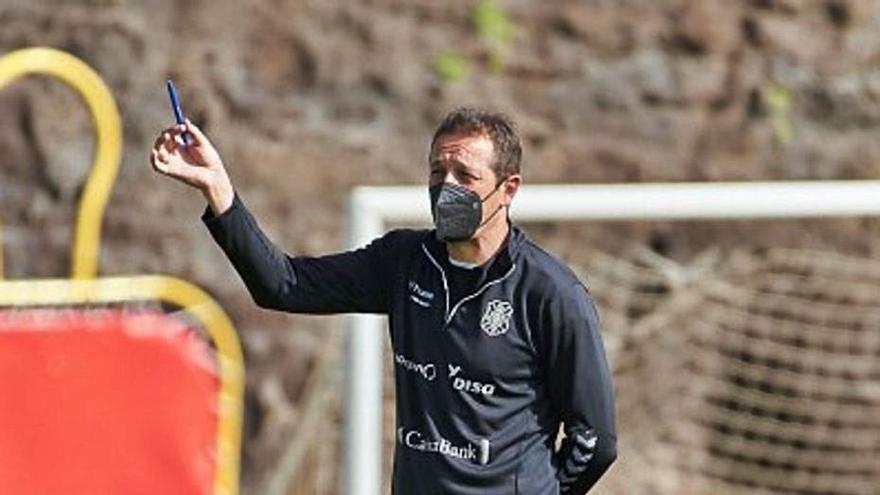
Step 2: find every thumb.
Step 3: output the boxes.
[184,118,210,146]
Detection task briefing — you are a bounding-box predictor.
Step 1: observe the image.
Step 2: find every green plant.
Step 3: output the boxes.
[433,50,470,83]
[764,84,796,144]
[432,0,516,82]
[474,0,516,73]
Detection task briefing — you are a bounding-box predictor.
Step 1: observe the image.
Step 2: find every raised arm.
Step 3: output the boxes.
[150,121,396,314]
[201,195,396,314]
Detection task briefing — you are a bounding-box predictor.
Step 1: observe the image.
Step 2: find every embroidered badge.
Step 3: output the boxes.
[480,299,513,337]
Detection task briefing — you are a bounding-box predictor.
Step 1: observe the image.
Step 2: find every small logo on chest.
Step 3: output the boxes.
[480,299,513,337]
[408,281,434,308]
[448,364,495,396]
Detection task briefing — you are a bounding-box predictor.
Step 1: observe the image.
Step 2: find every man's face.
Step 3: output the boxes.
[429,131,521,238]
[429,131,500,200]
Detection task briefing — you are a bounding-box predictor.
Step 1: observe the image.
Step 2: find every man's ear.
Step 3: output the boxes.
[501,175,522,207]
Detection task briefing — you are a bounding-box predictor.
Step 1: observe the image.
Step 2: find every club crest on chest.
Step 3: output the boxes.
[480,299,513,337]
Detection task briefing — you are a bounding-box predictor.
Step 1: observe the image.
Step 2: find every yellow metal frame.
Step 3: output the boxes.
[0,48,243,495]
[0,47,122,279]
[0,276,244,495]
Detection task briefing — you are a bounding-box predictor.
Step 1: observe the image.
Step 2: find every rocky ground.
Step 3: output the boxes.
[2,0,880,493]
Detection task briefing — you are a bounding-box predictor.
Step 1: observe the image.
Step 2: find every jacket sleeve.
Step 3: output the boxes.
[540,283,617,494]
[202,193,395,314]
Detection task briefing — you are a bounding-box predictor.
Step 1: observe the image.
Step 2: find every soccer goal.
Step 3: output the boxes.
[344,181,880,495]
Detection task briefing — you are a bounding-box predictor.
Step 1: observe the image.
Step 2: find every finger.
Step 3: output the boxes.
[157,125,187,150]
[153,148,169,164]
[159,124,185,139]
[150,149,169,174]
[153,128,177,151]
[184,118,209,146]
[153,148,190,178]
[163,123,191,147]
[162,132,178,153]
[162,157,208,187]
[157,142,172,163]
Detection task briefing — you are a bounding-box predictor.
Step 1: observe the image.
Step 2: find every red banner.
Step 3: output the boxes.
[0,310,219,495]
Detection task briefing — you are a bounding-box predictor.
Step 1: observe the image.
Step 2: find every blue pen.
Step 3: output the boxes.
[166,79,192,146]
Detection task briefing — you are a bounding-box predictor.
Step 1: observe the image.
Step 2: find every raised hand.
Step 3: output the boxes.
[150,119,234,215]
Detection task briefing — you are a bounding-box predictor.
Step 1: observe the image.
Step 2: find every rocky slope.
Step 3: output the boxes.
[2,1,880,492]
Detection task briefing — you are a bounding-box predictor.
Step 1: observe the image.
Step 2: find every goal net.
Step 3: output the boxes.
[562,243,880,495]
[325,181,880,495]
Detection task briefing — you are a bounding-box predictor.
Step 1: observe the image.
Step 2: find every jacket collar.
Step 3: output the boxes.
[422,223,525,280]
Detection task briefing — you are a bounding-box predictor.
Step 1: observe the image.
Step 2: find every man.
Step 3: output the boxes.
[150,107,617,494]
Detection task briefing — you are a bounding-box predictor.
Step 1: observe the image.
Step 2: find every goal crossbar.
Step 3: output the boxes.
[343,180,880,495]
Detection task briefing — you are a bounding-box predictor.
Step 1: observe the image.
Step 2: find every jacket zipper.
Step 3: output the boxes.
[421,244,517,324]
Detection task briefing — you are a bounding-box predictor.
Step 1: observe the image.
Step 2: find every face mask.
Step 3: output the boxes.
[429,181,505,242]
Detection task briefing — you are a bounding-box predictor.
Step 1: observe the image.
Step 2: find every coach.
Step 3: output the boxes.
[151,107,617,494]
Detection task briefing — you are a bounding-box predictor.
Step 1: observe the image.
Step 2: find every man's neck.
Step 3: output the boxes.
[446,216,510,266]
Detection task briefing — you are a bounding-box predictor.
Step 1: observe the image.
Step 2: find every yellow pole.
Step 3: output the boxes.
[0,47,122,279]
[0,49,242,494]
[0,214,4,279]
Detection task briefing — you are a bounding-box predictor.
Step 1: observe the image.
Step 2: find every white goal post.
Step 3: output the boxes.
[342,180,880,495]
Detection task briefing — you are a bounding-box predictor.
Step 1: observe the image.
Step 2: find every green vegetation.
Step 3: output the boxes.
[432,0,517,81]
[474,0,516,73]
[764,84,796,144]
[433,50,471,83]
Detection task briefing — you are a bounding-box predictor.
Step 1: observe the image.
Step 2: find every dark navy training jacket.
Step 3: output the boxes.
[204,194,617,495]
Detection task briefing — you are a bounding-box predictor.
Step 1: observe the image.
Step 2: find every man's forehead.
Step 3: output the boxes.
[430,132,494,162]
